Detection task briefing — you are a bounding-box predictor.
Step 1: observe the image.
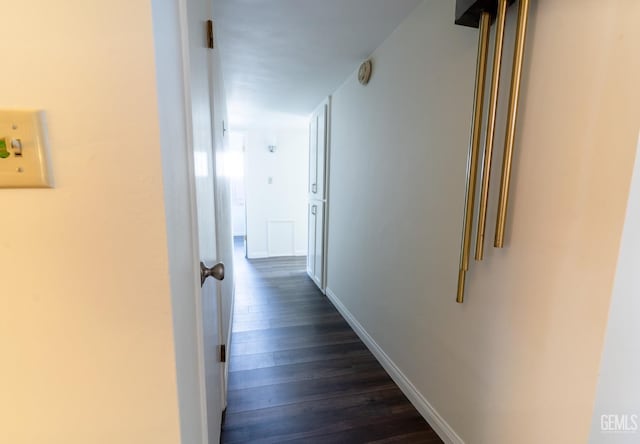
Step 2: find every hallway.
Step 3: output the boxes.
[221,241,442,443]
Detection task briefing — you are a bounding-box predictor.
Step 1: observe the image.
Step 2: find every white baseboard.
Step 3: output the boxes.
[295,250,307,256]
[325,287,465,444]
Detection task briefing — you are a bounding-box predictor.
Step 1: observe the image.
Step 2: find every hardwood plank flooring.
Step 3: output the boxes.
[222,238,442,443]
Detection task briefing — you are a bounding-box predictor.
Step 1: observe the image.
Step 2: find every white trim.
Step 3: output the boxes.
[325,287,465,444]
[248,251,269,259]
[294,249,307,256]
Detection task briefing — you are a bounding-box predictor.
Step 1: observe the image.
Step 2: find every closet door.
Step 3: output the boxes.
[308,114,318,196]
[309,102,327,200]
[306,201,324,288]
[314,104,327,199]
[312,202,325,287]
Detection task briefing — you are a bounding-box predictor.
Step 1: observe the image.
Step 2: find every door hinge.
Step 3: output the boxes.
[219,344,226,363]
[206,20,215,49]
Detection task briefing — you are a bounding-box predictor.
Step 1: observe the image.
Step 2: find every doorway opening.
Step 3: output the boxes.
[227,131,248,258]
[232,126,310,262]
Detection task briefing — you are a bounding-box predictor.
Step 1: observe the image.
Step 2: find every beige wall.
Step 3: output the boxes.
[327,1,640,443]
[0,1,181,443]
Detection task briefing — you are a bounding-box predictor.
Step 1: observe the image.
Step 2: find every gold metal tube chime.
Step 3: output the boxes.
[457,11,490,304]
[457,0,530,303]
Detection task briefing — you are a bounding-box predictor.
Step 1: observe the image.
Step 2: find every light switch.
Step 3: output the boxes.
[0,110,53,188]
[11,139,23,157]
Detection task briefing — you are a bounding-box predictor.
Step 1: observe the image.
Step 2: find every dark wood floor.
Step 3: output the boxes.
[221,238,442,443]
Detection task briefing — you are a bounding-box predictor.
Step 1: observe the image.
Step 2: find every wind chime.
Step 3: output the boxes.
[455,0,531,303]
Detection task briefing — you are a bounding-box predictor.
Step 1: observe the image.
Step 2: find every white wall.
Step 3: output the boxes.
[0,1,182,443]
[326,1,640,443]
[245,127,309,258]
[589,132,640,443]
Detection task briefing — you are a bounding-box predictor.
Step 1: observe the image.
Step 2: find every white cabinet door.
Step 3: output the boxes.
[308,101,328,200]
[306,201,324,289]
[307,97,330,291]
[308,113,318,196]
[314,103,327,199]
[313,201,325,287]
[307,202,317,279]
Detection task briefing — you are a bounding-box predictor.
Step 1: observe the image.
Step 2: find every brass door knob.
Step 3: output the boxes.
[200,261,225,286]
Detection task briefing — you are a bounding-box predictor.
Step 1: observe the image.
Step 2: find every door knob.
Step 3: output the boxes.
[200,261,225,286]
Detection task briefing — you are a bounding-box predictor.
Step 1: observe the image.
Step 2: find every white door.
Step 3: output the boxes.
[183,0,225,442]
[308,100,328,199]
[307,201,324,289]
[313,202,325,287]
[208,50,235,411]
[307,202,317,276]
[315,103,327,199]
[308,114,319,196]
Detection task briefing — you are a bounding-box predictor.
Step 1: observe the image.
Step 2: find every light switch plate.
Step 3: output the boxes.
[0,110,53,188]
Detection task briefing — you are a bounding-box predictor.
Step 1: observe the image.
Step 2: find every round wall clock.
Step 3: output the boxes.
[358,59,372,85]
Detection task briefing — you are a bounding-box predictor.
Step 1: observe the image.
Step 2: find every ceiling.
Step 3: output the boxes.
[212,0,423,129]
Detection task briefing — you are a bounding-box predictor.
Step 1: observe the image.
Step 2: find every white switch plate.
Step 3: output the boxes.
[0,110,53,188]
